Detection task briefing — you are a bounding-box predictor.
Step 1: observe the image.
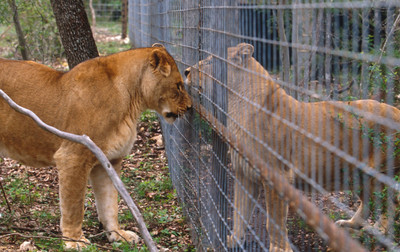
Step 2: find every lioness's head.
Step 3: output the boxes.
[145,44,192,123]
[184,55,213,95]
[184,43,259,89]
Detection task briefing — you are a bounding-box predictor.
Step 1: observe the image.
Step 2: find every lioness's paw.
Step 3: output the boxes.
[64,236,90,251]
[335,219,349,227]
[107,229,140,244]
[335,219,362,229]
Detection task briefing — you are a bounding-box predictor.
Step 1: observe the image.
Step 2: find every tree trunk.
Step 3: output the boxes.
[8,0,28,60]
[276,0,290,83]
[121,0,128,39]
[50,0,99,69]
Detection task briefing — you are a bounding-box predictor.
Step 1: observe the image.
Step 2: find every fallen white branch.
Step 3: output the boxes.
[0,89,158,252]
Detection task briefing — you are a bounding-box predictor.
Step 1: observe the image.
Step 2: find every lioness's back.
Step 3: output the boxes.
[0,59,66,166]
[0,58,63,86]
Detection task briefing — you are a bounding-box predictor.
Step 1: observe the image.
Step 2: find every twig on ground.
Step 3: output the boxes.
[10,226,55,234]
[0,177,11,213]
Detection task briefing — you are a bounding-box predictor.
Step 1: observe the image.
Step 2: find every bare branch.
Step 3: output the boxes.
[0,89,158,252]
[0,177,12,213]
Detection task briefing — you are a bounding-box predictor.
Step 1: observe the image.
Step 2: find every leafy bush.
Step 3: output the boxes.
[0,0,63,63]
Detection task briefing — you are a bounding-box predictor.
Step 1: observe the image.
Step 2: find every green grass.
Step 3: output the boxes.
[0,24,17,58]
[97,39,131,55]
[120,143,192,250]
[96,22,123,35]
[134,174,173,199]
[35,238,64,251]
[95,22,131,56]
[140,110,159,123]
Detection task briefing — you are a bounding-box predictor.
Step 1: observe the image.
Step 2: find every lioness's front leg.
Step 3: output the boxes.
[55,146,94,250]
[227,153,260,248]
[90,159,139,244]
[265,185,292,252]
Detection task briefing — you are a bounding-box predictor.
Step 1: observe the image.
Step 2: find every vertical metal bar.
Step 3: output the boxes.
[324,7,332,96]
[291,0,298,100]
[210,0,228,247]
[384,6,396,237]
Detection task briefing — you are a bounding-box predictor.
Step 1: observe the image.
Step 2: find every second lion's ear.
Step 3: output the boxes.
[152,43,165,48]
[150,49,171,77]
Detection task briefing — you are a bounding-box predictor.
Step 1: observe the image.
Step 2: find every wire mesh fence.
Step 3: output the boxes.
[128,1,400,251]
[86,1,122,25]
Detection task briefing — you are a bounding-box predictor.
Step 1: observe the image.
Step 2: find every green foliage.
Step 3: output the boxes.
[112,242,148,252]
[367,175,400,241]
[120,209,134,222]
[365,26,400,104]
[193,112,213,142]
[81,244,104,252]
[359,122,400,158]
[4,177,39,204]
[140,110,159,123]
[0,0,62,62]
[327,210,347,222]
[157,209,172,224]
[22,1,63,62]
[0,2,9,25]
[36,237,64,251]
[343,95,359,101]
[33,210,57,222]
[97,39,130,55]
[135,175,173,199]
[368,64,392,99]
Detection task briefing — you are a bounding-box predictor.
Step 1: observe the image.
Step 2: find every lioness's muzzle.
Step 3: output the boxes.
[166,112,178,119]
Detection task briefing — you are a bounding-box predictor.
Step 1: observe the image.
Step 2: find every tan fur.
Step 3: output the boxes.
[0,45,192,249]
[185,43,400,252]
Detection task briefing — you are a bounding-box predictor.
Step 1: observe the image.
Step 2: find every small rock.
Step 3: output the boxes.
[151,135,164,147]
[19,241,36,251]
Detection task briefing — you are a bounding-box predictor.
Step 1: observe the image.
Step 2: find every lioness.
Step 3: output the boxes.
[185,43,400,251]
[0,44,192,249]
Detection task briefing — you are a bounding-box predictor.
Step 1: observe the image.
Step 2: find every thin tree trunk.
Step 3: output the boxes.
[276,5,290,83]
[121,0,128,39]
[89,0,96,29]
[50,0,99,69]
[8,0,28,60]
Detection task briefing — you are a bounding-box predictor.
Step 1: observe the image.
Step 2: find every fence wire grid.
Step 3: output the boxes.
[128,1,400,251]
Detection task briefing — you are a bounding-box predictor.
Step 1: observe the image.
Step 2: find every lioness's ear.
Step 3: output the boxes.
[152,43,165,48]
[150,49,171,77]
